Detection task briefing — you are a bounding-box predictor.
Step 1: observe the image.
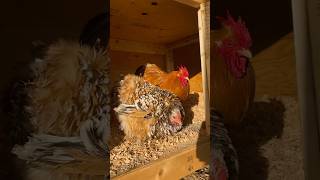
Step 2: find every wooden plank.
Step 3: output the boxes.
[110,0,198,44]
[109,50,166,84]
[109,38,167,55]
[167,33,199,50]
[172,0,206,8]
[251,33,298,97]
[198,2,210,135]
[112,137,210,180]
[172,42,202,77]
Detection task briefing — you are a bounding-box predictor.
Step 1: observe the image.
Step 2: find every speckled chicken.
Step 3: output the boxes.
[114,74,185,139]
[210,109,239,180]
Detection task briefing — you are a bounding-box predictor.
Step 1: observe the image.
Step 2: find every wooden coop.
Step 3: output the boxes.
[109,0,210,179]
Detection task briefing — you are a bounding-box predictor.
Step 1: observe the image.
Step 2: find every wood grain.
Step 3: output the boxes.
[110,0,198,44]
[173,0,206,8]
[251,33,298,98]
[112,137,210,180]
[198,2,211,135]
[109,38,167,55]
[109,50,166,84]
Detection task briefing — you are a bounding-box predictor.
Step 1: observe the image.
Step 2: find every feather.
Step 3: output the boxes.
[114,104,156,140]
[135,63,190,101]
[12,134,107,180]
[18,39,110,155]
[115,74,184,138]
[210,109,239,179]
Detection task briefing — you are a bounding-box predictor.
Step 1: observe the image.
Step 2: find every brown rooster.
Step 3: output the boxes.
[211,13,255,125]
[135,64,190,101]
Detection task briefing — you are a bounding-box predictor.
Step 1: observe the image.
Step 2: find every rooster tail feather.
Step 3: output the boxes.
[80,120,109,158]
[12,134,84,164]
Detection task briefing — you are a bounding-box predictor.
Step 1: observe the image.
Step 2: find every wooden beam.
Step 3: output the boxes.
[173,0,207,8]
[112,137,210,180]
[198,2,210,135]
[167,34,199,50]
[109,38,167,55]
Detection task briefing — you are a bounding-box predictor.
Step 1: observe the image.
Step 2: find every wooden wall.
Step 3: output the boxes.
[109,51,166,84]
[252,33,297,98]
[172,42,202,78]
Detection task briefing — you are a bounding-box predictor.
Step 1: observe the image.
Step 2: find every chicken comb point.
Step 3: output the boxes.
[178,65,189,77]
[217,11,252,49]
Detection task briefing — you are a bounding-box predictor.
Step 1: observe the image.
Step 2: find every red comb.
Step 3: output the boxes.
[216,11,252,48]
[178,65,189,77]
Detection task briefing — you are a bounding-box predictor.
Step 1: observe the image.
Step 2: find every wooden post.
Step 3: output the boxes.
[198,1,210,135]
[292,0,320,178]
[166,49,174,72]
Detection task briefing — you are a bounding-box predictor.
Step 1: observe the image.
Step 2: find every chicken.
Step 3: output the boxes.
[135,63,190,101]
[114,104,157,140]
[114,74,185,139]
[21,40,110,156]
[12,134,108,179]
[211,13,255,125]
[210,109,239,180]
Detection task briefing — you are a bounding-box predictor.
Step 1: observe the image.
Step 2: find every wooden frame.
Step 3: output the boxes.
[291,0,320,178]
[111,0,210,179]
[113,136,210,180]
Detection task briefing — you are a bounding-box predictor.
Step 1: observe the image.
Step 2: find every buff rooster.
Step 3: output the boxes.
[135,64,190,101]
[114,74,185,140]
[211,13,255,125]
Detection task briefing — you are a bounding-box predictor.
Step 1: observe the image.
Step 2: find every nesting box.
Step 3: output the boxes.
[109,0,211,179]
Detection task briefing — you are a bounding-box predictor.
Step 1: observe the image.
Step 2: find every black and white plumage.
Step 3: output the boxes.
[210,109,239,180]
[114,74,185,139]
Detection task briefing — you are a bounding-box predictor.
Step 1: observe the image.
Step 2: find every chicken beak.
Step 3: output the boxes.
[185,77,189,81]
[238,49,253,60]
